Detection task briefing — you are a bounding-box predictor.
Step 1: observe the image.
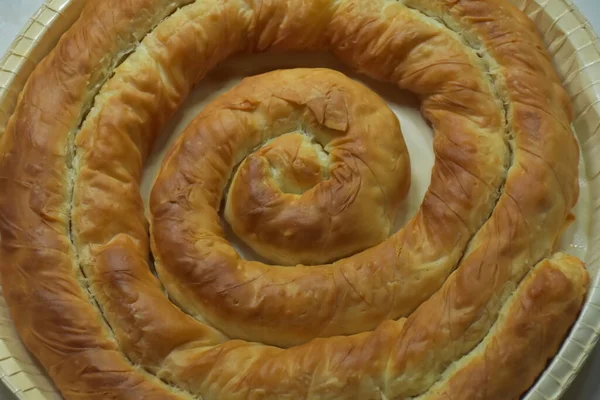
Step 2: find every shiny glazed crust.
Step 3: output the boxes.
[0,0,589,399]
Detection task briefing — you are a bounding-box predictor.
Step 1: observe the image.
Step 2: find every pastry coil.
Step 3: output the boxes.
[0,0,589,399]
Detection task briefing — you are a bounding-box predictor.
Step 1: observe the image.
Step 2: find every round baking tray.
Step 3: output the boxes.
[0,0,599,399]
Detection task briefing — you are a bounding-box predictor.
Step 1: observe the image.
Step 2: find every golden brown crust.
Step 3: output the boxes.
[0,0,587,399]
[417,254,589,400]
[149,0,508,347]
[222,69,411,266]
[0,0,198,398]
[154,254,587,400]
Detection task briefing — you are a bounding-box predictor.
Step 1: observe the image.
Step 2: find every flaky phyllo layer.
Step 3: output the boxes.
[0,0,589,399]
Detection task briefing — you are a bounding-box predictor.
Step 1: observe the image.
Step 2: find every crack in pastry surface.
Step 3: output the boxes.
[0,0,587,399]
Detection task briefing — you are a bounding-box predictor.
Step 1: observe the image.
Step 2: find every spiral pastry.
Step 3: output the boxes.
[0,0,589,399]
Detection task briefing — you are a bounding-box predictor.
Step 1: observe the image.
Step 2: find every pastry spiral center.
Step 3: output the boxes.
[225,119,410,265]
[220,73,411,266]
[150,69,416,345]
[261,133,331,195]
